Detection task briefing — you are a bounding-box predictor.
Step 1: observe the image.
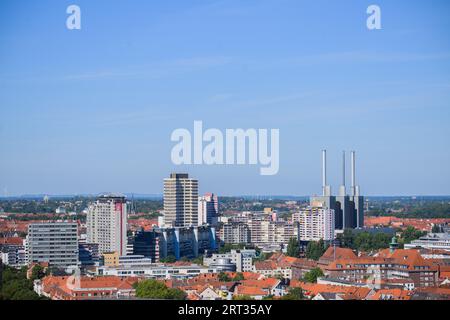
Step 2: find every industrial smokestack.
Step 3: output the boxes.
[322,150,331,196]
[351,151,356,196]
[342,151,346,186]
[322,150,327,196]
[339,151,346,196]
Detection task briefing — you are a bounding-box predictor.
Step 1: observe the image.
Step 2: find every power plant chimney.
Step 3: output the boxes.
[339,151,346,196]
[322,150,331,196]
[351,151,359,196]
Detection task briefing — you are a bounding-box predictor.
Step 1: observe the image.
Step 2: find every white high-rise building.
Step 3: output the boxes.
[295,207,335,241]
[86,194,128,255]
[163,173,198,227]
[198,193,219,226]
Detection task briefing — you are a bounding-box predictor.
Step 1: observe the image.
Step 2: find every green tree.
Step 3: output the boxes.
[232,272,245,281]
[30,265,46,281]
[233,295,254,300]
[218,272,231,282]
[218,243,247,254]
[0,266,43,300]
[159,255,176,263]
[401,226,426,244]
[282,287,304,300]
[338,229,391,252]
[305,239,327,261]
[286,238,300,258]
[339,229,355,249]
[134,279,186,300]
[303,267,324,283]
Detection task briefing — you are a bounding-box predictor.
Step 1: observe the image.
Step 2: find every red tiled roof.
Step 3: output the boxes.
[0,237,24,245]
[235,286,268,297]
[320,247,357,261]
[369,288,412,300]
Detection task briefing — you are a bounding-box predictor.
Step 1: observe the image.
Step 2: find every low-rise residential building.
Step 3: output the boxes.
[234,278,283,300]
[291,259,319,280]
[0,242,27,268]
[368,288,412,300]
[35,275,138,300]
[325,249,439,288]
[97,263,218,280]
[253,253,297,279]
[404,232,450,251]
[203,249,257,272]
[318,246,358,268]
[290,280,374,300]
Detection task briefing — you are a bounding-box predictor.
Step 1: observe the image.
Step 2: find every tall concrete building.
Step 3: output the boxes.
[310,150,364,231]
[26,222,78,267]
[163,173,198,227]
[86,194,128,256]
[295,207,335,241]
[198,193,219,226]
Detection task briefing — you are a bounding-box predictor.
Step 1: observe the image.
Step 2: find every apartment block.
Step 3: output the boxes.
[86,194,128,256]
[26,222,78,267]
[163,173,198,227]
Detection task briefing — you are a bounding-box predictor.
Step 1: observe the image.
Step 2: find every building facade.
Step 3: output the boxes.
[218,222,251,245]
[295,207,335,241]
[131,226,216,261]
[86,194,128,256]
[133,229,160,262]
[26,222,78,267]
[157,225,217,260]
[163,173,198,227]
[203,249,257,272]
[198,193,219,226]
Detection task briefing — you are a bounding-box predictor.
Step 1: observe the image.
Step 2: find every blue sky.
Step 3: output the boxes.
[0,0,450,196]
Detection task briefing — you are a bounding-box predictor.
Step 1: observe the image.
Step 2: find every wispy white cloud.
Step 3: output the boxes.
[276,51,450,66]
[62,56,232,81]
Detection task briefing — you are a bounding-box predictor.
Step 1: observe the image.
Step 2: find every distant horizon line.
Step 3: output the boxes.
[1,193,450,200]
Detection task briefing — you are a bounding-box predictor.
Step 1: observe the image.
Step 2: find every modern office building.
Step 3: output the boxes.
[198,193,219,226]
[157,225,217,260]
[404,232,450,251]
[203,249,257,272]
[295,207,335,241]
[97,263,218,280]
[86,193,128,256]
[78,243,99,267]
[26,222,78,267]
[163,173,198,227]
[131,225,216,261]
[133,229,160,262]
[310,150,364,231]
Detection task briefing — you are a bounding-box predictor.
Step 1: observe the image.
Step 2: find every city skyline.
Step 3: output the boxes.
[1,0,450,196]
